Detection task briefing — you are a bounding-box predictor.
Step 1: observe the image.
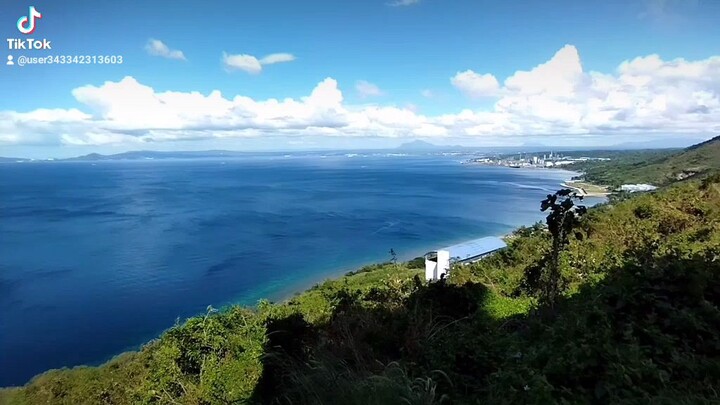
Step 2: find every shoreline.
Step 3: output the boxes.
[466,165,611,194]
[204,172,610,308]
[561,180,611,197]
[2,167,602,388]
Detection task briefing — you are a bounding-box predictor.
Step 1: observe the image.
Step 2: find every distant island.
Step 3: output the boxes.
[0,157,31,163]
[65,150,254,161]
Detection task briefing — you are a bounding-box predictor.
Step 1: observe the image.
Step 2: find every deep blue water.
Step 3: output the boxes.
[0,153,603,386]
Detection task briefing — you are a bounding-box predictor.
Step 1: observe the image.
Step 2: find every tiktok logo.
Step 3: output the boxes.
[17,6,42,35]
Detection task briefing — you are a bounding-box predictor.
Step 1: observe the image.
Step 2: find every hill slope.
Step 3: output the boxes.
[570,135,720,187]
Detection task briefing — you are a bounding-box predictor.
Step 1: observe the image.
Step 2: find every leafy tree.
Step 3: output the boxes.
[534,188,587,307]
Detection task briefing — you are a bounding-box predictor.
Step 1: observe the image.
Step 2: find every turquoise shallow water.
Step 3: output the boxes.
[0,152,603,386]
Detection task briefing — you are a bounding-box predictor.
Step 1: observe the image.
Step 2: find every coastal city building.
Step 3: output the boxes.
[464,153,611,169]
[424,236,507,281]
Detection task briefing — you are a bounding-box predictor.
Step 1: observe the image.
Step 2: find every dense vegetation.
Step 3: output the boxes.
[2,152,720,404]
[567,135,720,187]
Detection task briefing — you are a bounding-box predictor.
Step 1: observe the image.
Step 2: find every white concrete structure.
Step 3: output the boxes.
[424,236,507,281]
[619,184,658,192]
[425,250,450,281]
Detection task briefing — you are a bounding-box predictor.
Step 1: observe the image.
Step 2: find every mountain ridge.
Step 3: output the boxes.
[570,134,720,186]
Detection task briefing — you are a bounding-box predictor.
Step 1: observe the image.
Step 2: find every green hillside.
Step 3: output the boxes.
[569,135,720,187]
[2,170,720,404]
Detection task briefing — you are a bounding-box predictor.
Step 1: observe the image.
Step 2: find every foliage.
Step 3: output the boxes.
[145,305,267,403]
[568,135,720,187]
[3,173,720,404]
[405,256,427,269]
[528,189,587,307]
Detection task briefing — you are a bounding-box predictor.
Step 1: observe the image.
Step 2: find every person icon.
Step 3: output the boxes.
[7,55,14,66]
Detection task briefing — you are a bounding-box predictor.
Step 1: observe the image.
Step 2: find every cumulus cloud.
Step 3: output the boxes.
[451,70,501,97]
[145,39,186,60]
[355,80,384,98]
[2,45,719,147]
[223,52,296,74]
[447,44,720,136]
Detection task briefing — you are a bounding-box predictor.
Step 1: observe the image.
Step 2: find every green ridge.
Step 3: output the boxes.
[569,135,720,187]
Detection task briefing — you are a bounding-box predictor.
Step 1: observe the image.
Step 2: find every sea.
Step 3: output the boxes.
[0,152,604,386]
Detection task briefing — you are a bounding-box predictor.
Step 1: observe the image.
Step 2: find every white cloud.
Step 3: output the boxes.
[222,53,263,74]
[447,44,720,136]
[2,45,720,148]
[355,80,384,98]
[421,89,434,98]
[145,39,186,61]
[260,53,296,64]
[61,132,142,146]
[223,52,296,74]
[451,70,501,97]
[387,0,419,6]
[504,45,583,97]
[453,45,583,99]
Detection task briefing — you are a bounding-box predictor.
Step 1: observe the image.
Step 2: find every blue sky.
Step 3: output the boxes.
[1,0,719,158]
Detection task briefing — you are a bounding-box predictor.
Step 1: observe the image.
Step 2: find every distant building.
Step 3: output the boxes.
[424,236,507,281]
[619,184,658,192]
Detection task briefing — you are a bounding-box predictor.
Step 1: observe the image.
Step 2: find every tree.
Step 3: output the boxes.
[536,189,587,307]
[389,248,398,268]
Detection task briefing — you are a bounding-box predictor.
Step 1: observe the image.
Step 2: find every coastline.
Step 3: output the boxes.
[260,171,608,305]
[561,180,611,197]
[1,165,604,388]
[22,197,603,387]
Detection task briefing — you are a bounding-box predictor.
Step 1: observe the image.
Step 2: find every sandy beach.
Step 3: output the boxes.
[561,180,611,197]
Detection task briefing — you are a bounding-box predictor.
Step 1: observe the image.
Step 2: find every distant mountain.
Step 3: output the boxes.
[656,134,720,180]
[685,134,720,152]
[0,157,30,162]
[65,150,250,161]
[6,137,715,163]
